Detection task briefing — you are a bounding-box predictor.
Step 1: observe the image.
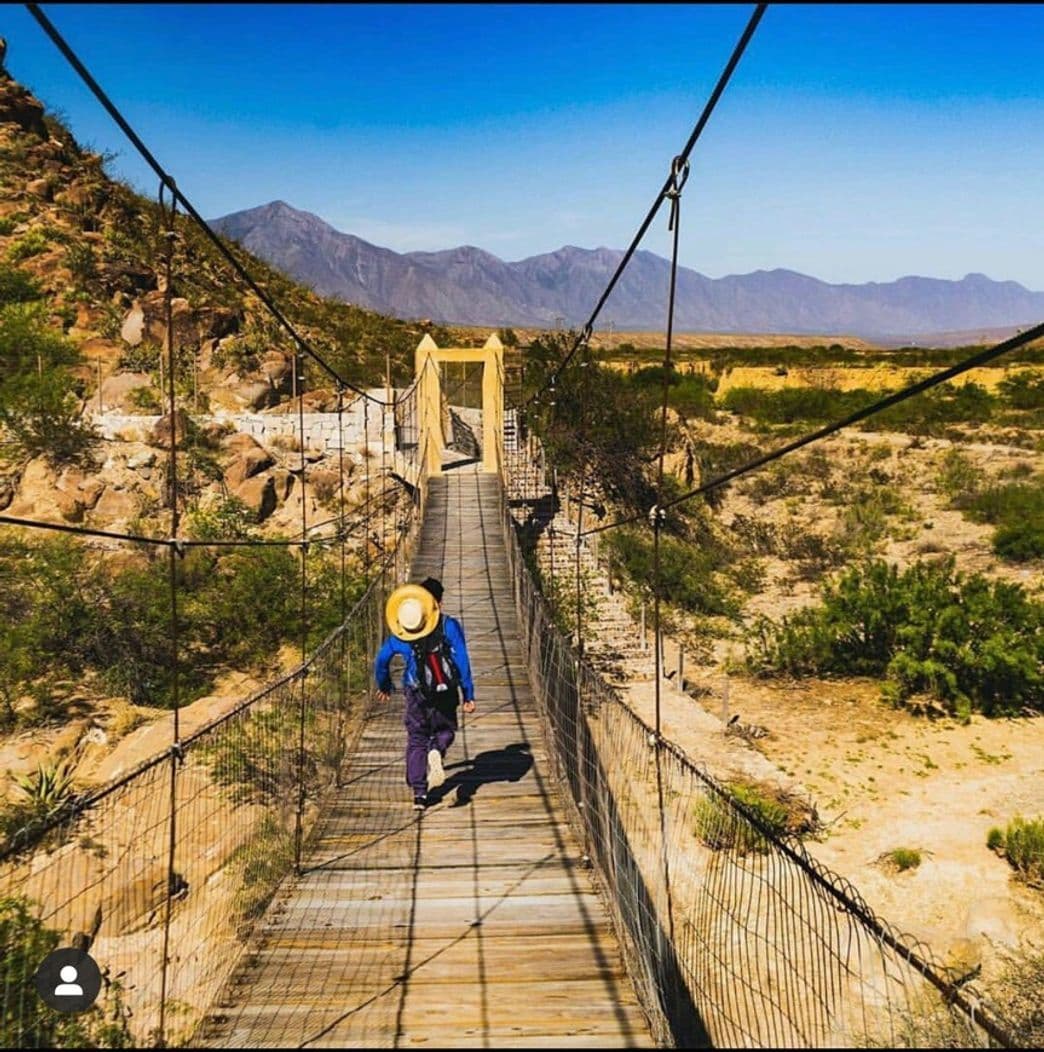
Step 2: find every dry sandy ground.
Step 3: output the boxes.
[617,667,1044,989]
[582,422,1044,990]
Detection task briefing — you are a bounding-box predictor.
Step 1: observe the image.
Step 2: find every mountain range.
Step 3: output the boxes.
[212,201,1044,341]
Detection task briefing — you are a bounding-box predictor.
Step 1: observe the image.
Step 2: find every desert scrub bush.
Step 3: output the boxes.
[0,532,354,717]
[882,847,922,872]
[626,364,718,421]
[3,227,49,263]
[605,527,741,619]
[962,478,1044,561]
[750,557,1043,717]
[0,304,97,465]
[937,448,984,504]
[0,263,41,305]
[988,817,1044,888]
[693,780,818,855]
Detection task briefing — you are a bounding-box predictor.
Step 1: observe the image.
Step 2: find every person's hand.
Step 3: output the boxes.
[462,699,476,714]
[376,690,391,703]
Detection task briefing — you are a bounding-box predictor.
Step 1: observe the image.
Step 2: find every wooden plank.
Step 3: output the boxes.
[198,475,652,1049]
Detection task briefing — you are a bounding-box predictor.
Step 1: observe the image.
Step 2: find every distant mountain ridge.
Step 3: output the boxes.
[212,201,1044,340]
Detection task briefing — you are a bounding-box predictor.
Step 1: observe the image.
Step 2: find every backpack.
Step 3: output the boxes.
[410,619,461,703]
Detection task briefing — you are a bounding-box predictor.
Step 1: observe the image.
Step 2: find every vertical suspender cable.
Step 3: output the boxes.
[336,386,348,781]
[651,157,688,949]
[294,352,308,873]
[157,181,180,1048]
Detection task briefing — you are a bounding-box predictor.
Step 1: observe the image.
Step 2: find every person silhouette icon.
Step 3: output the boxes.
[54,965,84,997]
[34,947,101,1011]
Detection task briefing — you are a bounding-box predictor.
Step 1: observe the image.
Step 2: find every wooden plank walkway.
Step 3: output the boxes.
[198,472,654,1048]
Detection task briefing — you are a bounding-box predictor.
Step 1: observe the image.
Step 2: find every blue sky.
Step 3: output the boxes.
[3,4,1043,288]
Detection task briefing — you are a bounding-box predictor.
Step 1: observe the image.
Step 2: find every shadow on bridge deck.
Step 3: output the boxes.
[196,475,654,1048]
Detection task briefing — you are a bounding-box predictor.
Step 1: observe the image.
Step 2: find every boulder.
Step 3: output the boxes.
[223,447,274,488]
[126,450,156,470]
[207,387,242,413]
[0,83,47,137]
[120,303,145,346]
[56,184,99,209]
[220,432,264,455]
[26,177,52,200]
[197,307,239,340]
[99,371,153,412]
[78,337,123,367]
[233,381,274,411]
[270,468,294,504]
[149,409,190,449]
[92,487,139,524]
[55,490,85,523]
[260,351,290,383]
[76,478,105,510]
[234,473,277,523]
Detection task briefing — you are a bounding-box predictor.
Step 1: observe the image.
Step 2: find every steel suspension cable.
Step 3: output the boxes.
[583,318,1044,538]
[25,2,389,407]
[517,2,767,411]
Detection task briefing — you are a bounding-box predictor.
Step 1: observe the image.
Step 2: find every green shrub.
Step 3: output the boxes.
[998,372,1044,412]
[694,780,816,855]
[885,847,922,872]
[723,382,999,435]
[987,826,1005,852]
[605,527,741,619]
[0,263,41,305]
[937,448,984,504]
[994,816,1044,887]
[0,304,96,465]
[751,557,1043,716]
[0,532,354,719]
[4,227,49,262]
[964,479,1044,562]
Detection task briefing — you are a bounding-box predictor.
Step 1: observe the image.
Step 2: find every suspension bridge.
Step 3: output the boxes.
[3,2,1040,1047]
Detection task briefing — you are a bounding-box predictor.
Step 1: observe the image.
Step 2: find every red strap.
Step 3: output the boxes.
[428,652,446,686]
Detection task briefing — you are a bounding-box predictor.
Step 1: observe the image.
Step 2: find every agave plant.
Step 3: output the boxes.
[13,758,76,815]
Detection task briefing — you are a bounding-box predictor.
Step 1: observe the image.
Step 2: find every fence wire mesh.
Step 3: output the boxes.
[501,443,1013,1050]
[1,383,423,1049]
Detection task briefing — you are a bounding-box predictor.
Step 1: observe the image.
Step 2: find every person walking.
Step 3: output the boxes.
[374,577,476,810]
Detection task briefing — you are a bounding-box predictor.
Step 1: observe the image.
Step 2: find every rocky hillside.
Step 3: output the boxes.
[0,67,487,810]
[0,68,476,533]
[214,200,1044,339]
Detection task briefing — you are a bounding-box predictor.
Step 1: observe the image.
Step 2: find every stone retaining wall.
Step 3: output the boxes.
[88,388,391,454]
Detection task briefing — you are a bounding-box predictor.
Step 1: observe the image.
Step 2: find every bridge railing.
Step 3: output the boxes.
[1,387,428,1049]
[500,445,1010,1049]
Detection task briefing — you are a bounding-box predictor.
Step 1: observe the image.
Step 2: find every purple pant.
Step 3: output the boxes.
[403,686,458,793]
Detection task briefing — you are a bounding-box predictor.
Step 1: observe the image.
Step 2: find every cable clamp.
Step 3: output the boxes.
[170,740,185,764]
[664,155,690,230]
[171,538,186,558]
[647,505,667,528]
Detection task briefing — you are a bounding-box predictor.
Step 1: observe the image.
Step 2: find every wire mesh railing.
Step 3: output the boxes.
[0,383,425,1049]
[500,444,1013,1049]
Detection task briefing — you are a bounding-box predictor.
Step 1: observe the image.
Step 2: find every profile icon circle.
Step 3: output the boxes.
[33,947,102,1013]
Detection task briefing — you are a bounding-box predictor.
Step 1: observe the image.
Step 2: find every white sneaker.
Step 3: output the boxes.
[427,748,446,789]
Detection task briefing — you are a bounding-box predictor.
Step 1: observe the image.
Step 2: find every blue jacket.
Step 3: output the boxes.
[374,614,475,701]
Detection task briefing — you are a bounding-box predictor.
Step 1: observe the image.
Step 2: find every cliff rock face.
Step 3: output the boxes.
[213,201,1044,340]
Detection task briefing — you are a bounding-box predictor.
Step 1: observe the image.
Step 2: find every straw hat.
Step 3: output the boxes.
[385,583,439,641]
